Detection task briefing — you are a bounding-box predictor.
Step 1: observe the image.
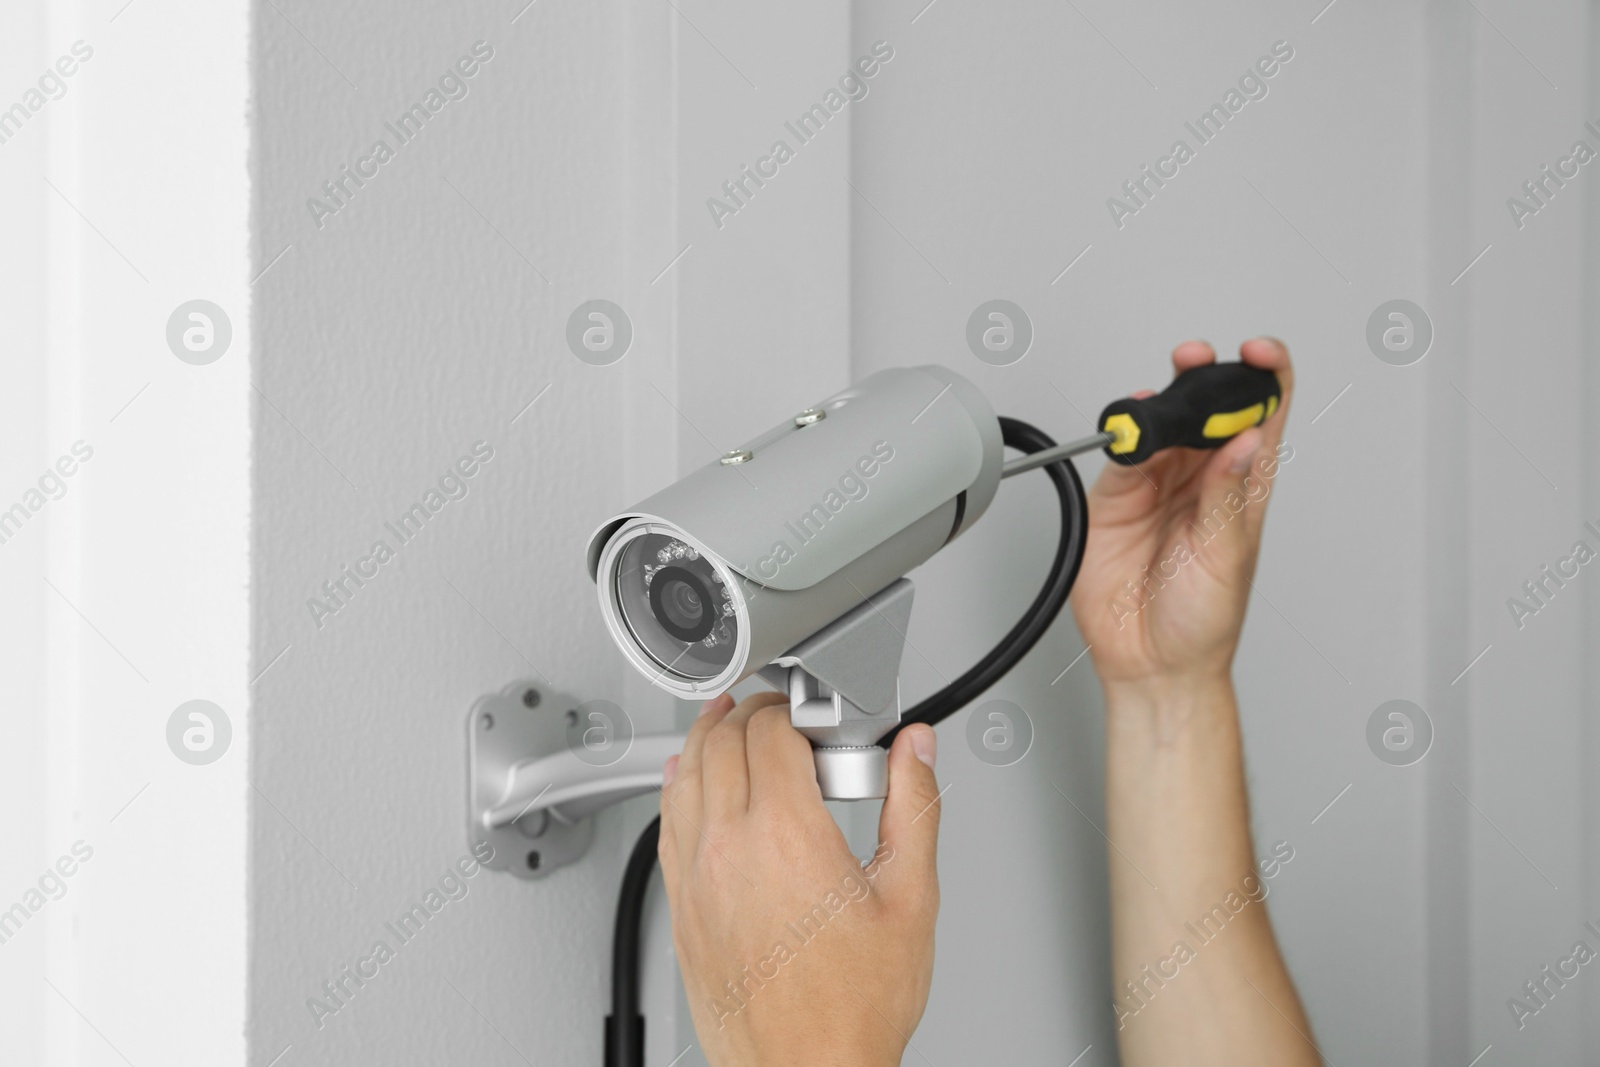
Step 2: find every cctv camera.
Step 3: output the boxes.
[586,366,1003,703]
[462,358,1261,832]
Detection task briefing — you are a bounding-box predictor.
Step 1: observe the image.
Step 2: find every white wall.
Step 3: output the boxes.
[1,1,252,1065]
[0,7,57,1064]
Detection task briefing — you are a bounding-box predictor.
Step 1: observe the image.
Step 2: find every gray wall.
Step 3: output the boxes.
[249,2,1600,1066]
[851,3,1435,1063]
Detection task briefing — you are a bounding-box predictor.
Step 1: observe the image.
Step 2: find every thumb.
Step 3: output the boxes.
[872,724,942,904]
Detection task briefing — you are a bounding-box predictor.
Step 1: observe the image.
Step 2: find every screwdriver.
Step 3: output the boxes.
[1001,361,1282,478]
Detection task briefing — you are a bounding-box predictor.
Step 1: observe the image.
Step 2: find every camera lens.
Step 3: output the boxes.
[649,566,715,643]
[613,531,739,680]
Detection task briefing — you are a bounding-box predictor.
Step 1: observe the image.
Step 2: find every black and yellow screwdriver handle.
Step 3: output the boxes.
[1097,362,1281,466]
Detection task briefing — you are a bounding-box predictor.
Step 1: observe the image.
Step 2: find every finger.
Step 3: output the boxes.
[872,724,942,908]
[658,755,681,888]
[745,703,826,813]
[700,691,788,822]
[1093,339,1214,504]
[673,693,734,794]
[1180,336,1290,518]
[1088,393,1170,506]
[1238,336,1294,452]
[665,693,734,866]
[1171,338,1216,374]
[1233,336,1294,537]
[1190,425,1267,571]
[1090,440,1213,527]
[1087,452,1158,507]
[1152,340,1227,494]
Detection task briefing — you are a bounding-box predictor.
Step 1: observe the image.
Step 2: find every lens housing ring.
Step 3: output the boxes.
[595,519,751,695]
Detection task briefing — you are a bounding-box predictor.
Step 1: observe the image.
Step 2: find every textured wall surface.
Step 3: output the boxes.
[248,1,685,1063]
[850,3,1434,1063]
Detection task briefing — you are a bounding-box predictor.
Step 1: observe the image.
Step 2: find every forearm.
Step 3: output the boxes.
[1102,674,1316,1067]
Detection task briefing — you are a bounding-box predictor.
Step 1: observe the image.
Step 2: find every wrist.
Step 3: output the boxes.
[1103,669,1233,708]
[1102,672,1237,746]
[745,1040,900,1067]
[718,1021,903,1067]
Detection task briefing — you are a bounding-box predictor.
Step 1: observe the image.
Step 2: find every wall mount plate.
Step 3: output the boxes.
[466,680,595,881]
[468,681,687,881]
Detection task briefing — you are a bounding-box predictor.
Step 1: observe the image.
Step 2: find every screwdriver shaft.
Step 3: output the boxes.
[1000,431,1116,478]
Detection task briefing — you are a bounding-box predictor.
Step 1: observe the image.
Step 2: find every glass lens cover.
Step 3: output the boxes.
[615,531,739,679]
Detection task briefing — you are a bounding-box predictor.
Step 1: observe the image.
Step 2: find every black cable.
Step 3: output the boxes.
[880,415,1090,743]
[604,416,1088,1066]
[605,815,660,1067]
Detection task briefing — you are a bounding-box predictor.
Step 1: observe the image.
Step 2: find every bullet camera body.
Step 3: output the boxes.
[587,366,1004,700]
[482,356,1257,855]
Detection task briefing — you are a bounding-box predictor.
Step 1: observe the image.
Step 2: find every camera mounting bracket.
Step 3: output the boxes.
[468,581,912,877]
[759,578,912,800]
[466,680,685,881]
